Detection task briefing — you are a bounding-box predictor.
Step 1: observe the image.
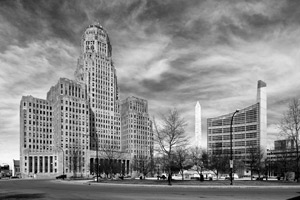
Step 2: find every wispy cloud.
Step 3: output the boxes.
[1,0,300,165]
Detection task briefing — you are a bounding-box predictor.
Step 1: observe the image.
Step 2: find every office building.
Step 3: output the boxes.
[20,23,153,178]
[267,139,297,177]
[207,80,267,172]
[47,78,90,176]
[120,96,154,160]
[20,96,55,177]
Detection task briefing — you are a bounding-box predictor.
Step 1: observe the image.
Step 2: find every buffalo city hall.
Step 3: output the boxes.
[20,23,154,178]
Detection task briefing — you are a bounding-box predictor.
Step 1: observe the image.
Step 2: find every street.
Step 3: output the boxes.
[0,179,300,200]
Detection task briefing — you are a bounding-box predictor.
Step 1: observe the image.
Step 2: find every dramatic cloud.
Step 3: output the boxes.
[1,0,300,166]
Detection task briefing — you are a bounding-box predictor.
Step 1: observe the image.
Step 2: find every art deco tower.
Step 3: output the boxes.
[19,23,151,178]
[75,23,121,152]
[195,101,202,147]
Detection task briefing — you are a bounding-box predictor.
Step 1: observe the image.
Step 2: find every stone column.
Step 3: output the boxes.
[37,156,40,174]
[32,156,36,174]
[48,156,50,174]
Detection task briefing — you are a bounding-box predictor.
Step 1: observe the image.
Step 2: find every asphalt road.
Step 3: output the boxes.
[1,179,300,200]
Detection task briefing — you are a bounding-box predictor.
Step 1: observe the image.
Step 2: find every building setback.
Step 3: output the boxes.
[19,23,153,178]
[47,78,90,176]
[207,80,267,173]
[120,96,154,160]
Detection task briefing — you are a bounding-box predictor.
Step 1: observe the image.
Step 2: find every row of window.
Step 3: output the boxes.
[61,100,87,108]
[27,109,52,116]
[23,102,52,110]
[208,140,258,148]
[208,132,258,141]
[208,125,258,134]
[24,144,53,151]
[24,126,52,133]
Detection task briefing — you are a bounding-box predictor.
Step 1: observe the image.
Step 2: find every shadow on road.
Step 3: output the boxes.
[287,192,300,200]
[0,193,45,199]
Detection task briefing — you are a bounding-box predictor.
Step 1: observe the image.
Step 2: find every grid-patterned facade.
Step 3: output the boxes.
[19,23,151,178]
[47,78,90,176]
[120,96,154,160]
[207,80,267,168]
[74,23,121,152]
[20,96,55,176]
[207,103,260,162]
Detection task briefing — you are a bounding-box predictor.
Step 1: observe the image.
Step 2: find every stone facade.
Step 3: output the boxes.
[19,23,153,178]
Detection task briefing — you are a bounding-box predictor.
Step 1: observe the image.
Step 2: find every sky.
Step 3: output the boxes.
[1,0,300,168]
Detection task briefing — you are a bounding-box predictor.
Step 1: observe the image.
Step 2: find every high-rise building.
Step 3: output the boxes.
[74,23,121,151]
[47,78,90,176]
[120,96,154,160]
[207,80,267,175]
[19,23,153,178]
[195,101,202,147]
[20,96,55,177]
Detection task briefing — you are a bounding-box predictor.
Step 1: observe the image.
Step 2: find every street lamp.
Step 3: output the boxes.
[230,109,239,185]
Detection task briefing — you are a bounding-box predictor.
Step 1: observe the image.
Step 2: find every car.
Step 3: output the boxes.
[56,174,67,179]
[93,176,102,181]
[160,173,167,180]
[171,174,182,180]
[225,174,239,180]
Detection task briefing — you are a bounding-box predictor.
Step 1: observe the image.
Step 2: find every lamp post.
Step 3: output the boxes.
[230,109,239,185]
[266,149,269,180]
[95,135,99,182]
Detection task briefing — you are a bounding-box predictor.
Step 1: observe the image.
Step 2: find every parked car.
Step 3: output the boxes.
[160,173,167,180]
[93,176,102,181]
[225,174,239,180]
[171,174,182,180]
[56,174,67,179]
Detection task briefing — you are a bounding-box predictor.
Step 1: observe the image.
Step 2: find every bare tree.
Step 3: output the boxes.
[209,152,229,179]
[153,108,189,185]
[190,147,205,180]
[174,147,190,180]
[69,140,84,178]
[139,155,153,179]
[273,149,296,180]
[154,156,167,179]
[149,146,155,177]
[133,146,155,179]
[100,145,122,178]
[247,146,264,180]
[279,98,300,182]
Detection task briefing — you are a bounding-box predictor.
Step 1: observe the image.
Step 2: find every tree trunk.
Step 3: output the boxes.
[168,171,172,185]
[168,163,172,185]
[168,153,172,185]
[296,144,299,182]
[250,166,253,181]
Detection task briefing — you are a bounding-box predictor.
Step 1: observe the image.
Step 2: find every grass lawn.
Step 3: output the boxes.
[90,178,300,186]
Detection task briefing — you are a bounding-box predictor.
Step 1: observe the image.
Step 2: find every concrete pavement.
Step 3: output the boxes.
[54,179,300,189]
